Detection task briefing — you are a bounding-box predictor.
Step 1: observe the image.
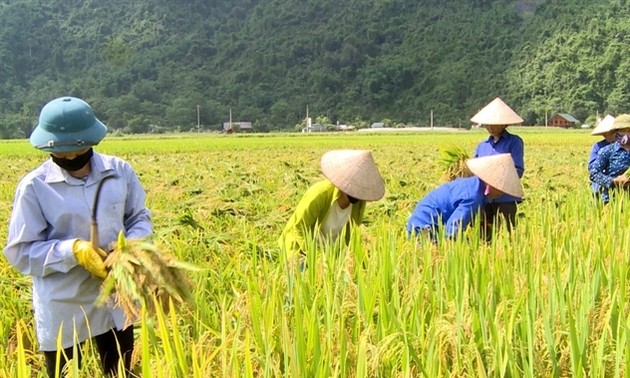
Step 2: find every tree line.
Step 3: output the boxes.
[0,0,628,138]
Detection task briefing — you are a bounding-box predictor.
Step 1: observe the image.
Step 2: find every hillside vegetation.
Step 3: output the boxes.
[0,0,628,137]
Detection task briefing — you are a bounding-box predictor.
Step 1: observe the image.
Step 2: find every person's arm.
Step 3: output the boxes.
[512,137,525,178]
[3,181,78,277]
[444,199,481,238]
[589,148,615,188]
[587,143,599,170]
[473,143,481,158]
[280,183,329,257]
[122,164,152,239]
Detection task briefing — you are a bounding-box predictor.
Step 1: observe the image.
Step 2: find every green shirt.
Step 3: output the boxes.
[278,180,365,257]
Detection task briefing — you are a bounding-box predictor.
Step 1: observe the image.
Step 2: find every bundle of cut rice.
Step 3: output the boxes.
[438,145,472,181]
[96,232,200,326]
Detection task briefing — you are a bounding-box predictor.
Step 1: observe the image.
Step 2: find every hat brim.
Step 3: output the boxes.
[30,118,107,152]
[321,150,385,201]
[466,154,524,198]
[470,97,523,125]
[591,115,615,135]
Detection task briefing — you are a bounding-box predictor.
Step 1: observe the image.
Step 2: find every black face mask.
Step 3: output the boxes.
[348,195,360,204]
[51,148,94,172]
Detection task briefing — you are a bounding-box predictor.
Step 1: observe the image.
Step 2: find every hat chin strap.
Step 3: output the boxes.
[36,139,96,150]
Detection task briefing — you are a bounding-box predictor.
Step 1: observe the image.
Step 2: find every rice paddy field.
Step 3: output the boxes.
[1,127,629,377]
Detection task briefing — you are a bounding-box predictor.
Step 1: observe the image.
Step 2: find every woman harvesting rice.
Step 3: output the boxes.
[407,154,523,242]
[3,97,152,377]
[278,150,385,265]
[589,114,630,204]
[588,115,616,198]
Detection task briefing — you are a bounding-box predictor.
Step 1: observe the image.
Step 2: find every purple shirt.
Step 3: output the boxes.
[474,130,524,202]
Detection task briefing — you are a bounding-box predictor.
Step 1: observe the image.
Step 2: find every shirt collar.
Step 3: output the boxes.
[43,152,115,184]
[486,130,508,143]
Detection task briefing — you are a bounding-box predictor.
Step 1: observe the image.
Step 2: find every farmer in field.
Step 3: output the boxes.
[588,115,616,198]
[3,97,152,377]
[472,97,524,238]
[407,153,523,241]
[278,150,385,262]
[589,114,630,203]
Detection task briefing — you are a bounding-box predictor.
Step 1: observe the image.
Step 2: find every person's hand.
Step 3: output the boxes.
[72,240,108,278]
[613,174,630,187]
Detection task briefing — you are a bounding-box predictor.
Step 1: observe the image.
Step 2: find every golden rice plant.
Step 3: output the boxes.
[438,145,472,181]
[97,232,200,326]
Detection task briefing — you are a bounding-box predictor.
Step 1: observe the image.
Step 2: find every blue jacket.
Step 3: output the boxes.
[407,176,487,238]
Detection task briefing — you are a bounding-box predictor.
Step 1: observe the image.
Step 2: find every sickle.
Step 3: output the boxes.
[91,175,116,251]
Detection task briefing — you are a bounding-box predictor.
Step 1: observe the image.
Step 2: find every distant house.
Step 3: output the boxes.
[337,124,356,131]
[223,121,253,133]
[370,122,385,128]
[301,123,327,133]
[548,113,579,128]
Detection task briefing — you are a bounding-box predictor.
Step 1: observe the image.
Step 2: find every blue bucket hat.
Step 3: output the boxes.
[30,97,108,152]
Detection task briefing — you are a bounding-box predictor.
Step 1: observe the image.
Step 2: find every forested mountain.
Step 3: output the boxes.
[0,0,628,137]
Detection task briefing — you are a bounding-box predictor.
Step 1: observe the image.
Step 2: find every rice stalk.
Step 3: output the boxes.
[96,231,201,326]
[438,145,472,181]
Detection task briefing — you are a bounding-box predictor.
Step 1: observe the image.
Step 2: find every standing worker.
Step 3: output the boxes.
[3,97,152,377]
[471,97,524,239]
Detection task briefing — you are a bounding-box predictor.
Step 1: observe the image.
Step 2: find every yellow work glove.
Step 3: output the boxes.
[72,240,108,279]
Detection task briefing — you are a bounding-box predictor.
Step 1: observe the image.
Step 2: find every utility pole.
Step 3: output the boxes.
[196,105,200,132]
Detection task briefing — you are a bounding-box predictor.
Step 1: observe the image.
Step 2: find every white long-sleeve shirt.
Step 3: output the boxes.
[3,152,152,351]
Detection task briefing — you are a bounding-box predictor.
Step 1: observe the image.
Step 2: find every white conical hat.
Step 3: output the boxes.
[470,97,524,125]
[591,115,615,135]
[320,150,385,201]
[466,153,524,198]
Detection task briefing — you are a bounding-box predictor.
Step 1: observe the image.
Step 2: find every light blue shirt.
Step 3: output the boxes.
[3,152,152,351]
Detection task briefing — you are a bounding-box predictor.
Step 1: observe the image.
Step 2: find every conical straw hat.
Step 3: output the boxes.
[466,153,524,198]
[470,97,524,125]
[610,114,630,131]
[320,150,385,201]
[591,115,615,135]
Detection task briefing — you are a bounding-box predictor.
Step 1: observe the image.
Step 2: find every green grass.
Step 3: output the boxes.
[1,129,628,377]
